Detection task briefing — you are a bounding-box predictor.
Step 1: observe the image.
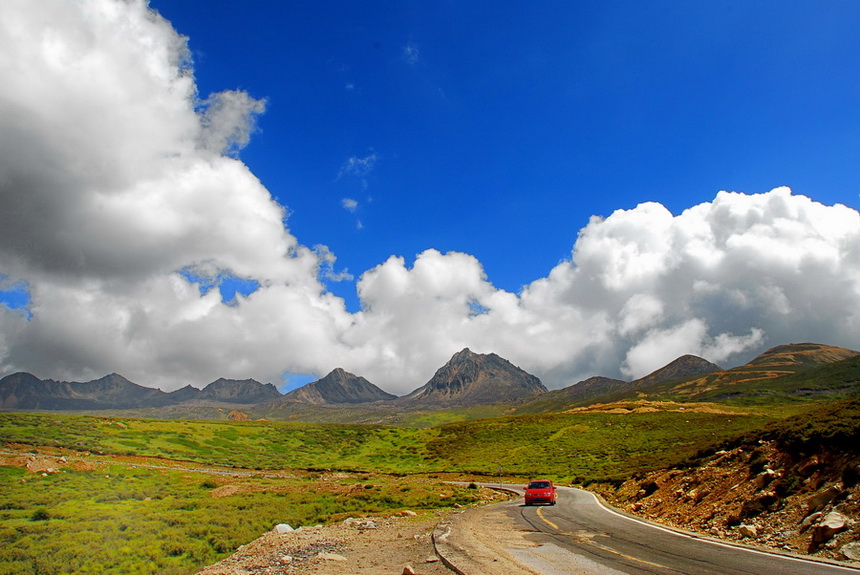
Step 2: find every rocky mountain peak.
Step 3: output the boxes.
[272,369,396,406]
[449,348,476,363]
[401,348,547,407]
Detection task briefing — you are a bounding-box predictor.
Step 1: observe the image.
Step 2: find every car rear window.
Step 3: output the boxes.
[528,481,551,489]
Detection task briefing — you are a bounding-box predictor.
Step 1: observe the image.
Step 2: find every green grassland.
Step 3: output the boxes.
[0,407,773,481]
[0,414,438,473]
[0,462,483,574]
[424,408,773,481]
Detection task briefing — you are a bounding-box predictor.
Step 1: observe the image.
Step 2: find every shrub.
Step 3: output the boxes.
[30,509,50,521]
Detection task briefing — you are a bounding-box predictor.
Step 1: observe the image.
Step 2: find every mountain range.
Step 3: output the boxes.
[1,343,857,416]
[0,372,280,410]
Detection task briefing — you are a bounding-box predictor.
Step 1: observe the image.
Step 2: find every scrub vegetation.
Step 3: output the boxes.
[0,455,482,574]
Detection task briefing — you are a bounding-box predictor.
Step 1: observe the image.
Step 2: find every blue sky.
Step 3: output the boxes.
[1,1,859,393]
[148,0,860,309]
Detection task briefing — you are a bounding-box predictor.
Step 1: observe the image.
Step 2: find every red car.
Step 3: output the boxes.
[524,479,557,506]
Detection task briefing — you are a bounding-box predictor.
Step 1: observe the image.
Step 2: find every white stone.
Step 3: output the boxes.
[274,523,294,534]
[317,552,347,561]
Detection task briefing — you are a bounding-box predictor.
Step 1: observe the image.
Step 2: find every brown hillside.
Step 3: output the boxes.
[746,342,859,368]
[666,343,859,399]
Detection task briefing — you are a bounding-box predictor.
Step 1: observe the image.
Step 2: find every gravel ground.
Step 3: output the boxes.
[195,512,457,575]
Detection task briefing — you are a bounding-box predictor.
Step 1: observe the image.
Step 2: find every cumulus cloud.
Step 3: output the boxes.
[1,1,859,396]
[336,187,859,391]
[0,0,351,388]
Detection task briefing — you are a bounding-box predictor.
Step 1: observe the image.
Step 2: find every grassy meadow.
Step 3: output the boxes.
[0,401,818,574]
[0,460,484,574]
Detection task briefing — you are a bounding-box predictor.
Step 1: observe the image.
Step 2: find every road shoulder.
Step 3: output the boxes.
[434,500,542,575]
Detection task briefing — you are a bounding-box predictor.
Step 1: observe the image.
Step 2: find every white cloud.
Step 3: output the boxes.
[314,245,353,283]
[0,0,350,388]
[1,1,859,396]
[197,90,266,156]
[341,198,358,212]
[338,152,377,179]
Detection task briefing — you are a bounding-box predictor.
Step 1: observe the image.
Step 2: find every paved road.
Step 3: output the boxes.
[438,485,860,574]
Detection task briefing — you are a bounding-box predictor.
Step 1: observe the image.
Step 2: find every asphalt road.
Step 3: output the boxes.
[480,485,860,574]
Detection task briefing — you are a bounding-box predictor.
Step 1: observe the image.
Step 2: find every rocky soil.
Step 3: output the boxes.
[194,487,513,575]
[592,440,860,565]
[195,513,455,575]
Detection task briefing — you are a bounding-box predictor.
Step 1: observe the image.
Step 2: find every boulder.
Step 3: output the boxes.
[812,512,847,545]
[739,524,757,538]
[806,485,842,512]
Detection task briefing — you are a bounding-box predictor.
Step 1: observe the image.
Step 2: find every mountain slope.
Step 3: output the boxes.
[514,376,629,414]
[516,344,859,414]
[268,368,396,406]
[197,378,281,404]
[399,348,547,407]
[633,355,723,389]
[646,343,860,404]
[516,354,722,414]
[745,342,859,368]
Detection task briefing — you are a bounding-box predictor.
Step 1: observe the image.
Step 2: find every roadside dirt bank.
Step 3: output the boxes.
[590,441,860,565]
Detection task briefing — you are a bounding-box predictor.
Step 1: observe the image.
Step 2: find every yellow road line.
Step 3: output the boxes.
[536,506,560,530]
[535,507,670,570]
[590,541,670,570]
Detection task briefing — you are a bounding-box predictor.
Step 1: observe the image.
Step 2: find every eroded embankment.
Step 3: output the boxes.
[592,440,860,564]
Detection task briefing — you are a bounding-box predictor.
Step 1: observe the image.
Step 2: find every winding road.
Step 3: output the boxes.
[435,485,860,575]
